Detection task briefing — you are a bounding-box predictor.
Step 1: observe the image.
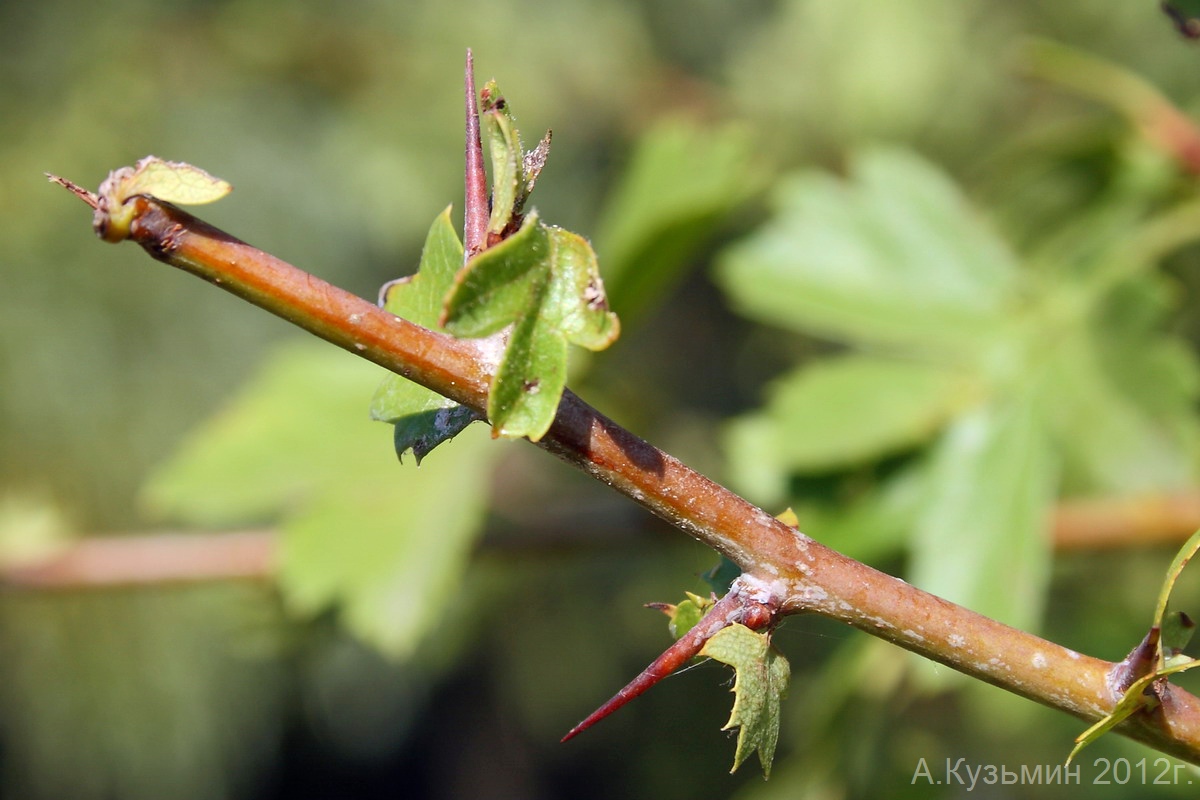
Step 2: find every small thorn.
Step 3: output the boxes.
[463,48,487,261]
[46,173,100,210]
[1111,626,1162,695]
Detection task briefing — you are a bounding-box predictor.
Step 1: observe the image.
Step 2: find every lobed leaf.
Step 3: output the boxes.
[700,623,791,776]
[142,342,495,656]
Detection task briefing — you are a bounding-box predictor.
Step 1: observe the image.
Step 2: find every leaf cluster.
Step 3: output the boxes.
[718,145,1200,631]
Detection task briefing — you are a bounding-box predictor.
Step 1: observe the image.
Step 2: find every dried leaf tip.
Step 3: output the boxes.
[46,173,100,210]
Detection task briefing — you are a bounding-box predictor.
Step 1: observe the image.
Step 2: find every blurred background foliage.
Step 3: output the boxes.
[6,0,1200,798]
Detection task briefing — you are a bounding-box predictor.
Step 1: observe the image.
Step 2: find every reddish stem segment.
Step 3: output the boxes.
[463,49,488,260]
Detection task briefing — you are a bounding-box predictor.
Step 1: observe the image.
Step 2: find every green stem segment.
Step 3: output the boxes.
[119,195,1200,764]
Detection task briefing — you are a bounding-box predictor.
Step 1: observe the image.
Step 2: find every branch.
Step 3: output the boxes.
[0,530,274,589]
[1053,492,1200,550]
[52,191,1200,764]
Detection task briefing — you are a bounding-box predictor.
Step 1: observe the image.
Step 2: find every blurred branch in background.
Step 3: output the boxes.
[0,530,274,589]
[6,489,1200,592]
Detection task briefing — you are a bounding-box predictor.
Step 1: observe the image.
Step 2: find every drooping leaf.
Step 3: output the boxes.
[142,342,495,655]
[371,207,481,461]
[443,213,619,440]
[909,394,1059,633]
[716,148,1019,353]
[700,623,791,776]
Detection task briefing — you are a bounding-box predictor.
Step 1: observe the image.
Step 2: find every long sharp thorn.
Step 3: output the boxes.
[561,591,746,742]
[463,48,487,261]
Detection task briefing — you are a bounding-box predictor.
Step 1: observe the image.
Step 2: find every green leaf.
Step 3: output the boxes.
[371,207,480,461]
[114,156,232,206]
[142,342,496,655]
[479,80,550,236]
[596,120,759,320]
[443,213,620,440]
[724,356,976,493]
[283,425,496,655]
[716,148,1019,353]
[700,623,791,777]
[1163,611,1196,659]
[651,592,715,640]
[910,395,1059,632]
[481,80,525,237]
[702,556,742,595]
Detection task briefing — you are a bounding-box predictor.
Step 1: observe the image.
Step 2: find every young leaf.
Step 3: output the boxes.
[700,623,791,776]
[442,213,619,440]
[478,80,550,239]
[648,591,715,640]
[91,156,232,242]
[112,157,233,206]
[371,207,481,461]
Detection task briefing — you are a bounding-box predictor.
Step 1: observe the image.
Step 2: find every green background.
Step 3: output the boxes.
[4,1,1200,798]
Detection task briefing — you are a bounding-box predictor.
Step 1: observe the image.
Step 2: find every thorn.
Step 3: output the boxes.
[1112,626,1162,695]
[463,48,487,261]
[562,589,750,743]
[46,173,100,210]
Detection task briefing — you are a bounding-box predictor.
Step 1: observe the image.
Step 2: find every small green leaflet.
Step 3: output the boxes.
[479,80,551,239]
[442,212,619,441]
[371,207,480,461]
[700,623,791,777]
[108,156,232,206]
[92,156,233,242]
[648,591,715,640]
